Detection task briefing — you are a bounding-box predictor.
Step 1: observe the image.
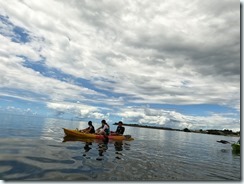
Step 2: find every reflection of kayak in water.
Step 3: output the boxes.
[231,143,240,152]
[63,135,119,144]
[62,135,98,143]
[62,128,134,141]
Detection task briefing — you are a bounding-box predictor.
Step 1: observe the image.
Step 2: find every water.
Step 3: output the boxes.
[0,113,240,181]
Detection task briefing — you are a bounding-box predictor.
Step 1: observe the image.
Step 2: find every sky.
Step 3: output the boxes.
[0,0,240,131]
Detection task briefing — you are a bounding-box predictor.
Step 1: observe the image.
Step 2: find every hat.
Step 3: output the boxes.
[118,121,123,124]
[88,121,92,125]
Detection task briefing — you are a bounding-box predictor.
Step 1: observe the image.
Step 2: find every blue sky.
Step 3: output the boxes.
[0,0,240,131]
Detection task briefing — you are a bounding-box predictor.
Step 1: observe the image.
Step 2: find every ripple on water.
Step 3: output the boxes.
[0,160,43,180]
[25,156,75,164]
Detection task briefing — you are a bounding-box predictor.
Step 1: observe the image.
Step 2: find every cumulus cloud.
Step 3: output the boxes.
[117,106,240,131]
[47,101,107,120]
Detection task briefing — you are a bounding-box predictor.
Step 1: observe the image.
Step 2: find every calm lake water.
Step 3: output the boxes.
[0,113,241,181]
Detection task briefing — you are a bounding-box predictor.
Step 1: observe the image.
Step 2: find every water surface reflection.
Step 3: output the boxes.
[62,136,132,162]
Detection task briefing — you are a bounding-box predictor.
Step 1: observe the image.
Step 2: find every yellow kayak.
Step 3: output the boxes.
[63,128,134,141]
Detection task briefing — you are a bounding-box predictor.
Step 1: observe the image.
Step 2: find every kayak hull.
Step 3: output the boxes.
[63,128,134,141]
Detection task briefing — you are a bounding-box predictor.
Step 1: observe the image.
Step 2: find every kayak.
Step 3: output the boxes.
[62,128,134,141]
[231,143,240,152]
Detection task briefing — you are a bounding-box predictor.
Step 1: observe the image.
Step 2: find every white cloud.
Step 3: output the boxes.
[0,38,103,103]
[117,106,240,131]
[47,101,106,120]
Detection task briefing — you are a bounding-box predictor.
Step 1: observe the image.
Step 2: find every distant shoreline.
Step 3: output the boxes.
[114,123,240,137]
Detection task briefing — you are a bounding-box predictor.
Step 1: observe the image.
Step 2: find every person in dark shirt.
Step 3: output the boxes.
[78,121,95,133]
[111,121,125,135]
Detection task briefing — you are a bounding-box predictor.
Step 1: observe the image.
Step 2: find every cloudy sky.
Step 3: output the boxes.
[0,0,240,131]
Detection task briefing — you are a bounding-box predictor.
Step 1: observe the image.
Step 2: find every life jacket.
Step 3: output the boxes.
[104,124,110,135]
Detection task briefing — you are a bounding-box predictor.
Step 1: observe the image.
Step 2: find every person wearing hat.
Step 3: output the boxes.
[78,121,95,133]
[111,121,125,135]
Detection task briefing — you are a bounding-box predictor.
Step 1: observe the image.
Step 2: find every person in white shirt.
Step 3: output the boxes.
[96,120,110,135]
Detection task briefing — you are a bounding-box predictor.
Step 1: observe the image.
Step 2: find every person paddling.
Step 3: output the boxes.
[96,120,110,136]
[111,121,125,135]
[78,121,95,133]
